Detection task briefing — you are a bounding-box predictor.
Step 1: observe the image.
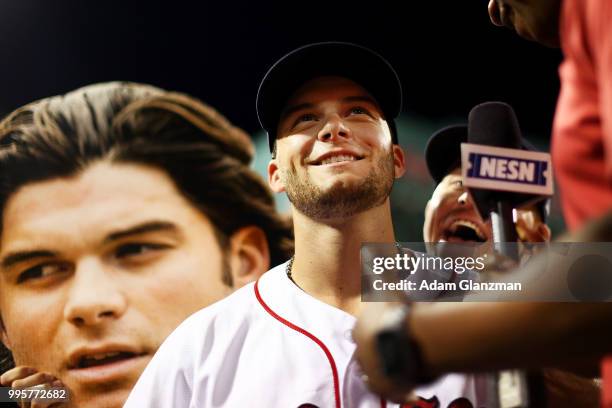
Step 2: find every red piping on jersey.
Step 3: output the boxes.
[254,279,342,408]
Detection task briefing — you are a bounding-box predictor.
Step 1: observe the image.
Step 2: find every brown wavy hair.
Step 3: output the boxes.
[0,81,294,372]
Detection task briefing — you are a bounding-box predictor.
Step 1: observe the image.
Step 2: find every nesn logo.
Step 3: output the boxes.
[467,153,546,185]
[460,143,554,196]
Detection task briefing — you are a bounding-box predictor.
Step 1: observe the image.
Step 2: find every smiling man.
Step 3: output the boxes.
[0,82,293,407]
[126,42,485,408]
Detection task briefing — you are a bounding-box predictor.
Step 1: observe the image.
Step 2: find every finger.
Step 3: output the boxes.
[483,252,516,273]
[516,217,544,243]
[401,391,421,404]
[31,381,67,408]
[30,385,65,408]
[19,381,66,408]
[31,399,65,408]
[0,367,38,386]
[12,372,57,388]
[515,217,531,241]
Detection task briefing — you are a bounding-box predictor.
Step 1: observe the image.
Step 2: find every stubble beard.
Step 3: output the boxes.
[283,151,395,220]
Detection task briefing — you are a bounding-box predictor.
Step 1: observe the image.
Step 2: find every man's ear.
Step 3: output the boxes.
[227,226,270,289]
[267,159,286,193]
[392,145,407,179]
[0,316,11,350]
[422,199,434,242]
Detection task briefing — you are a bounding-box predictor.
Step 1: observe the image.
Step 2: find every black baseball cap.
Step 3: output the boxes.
[256,42,402,152]
[425,125,469,185]
[425,124,549,219]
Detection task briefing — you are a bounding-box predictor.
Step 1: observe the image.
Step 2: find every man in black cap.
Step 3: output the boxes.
[422,125,550,244]
[126,42,483,407]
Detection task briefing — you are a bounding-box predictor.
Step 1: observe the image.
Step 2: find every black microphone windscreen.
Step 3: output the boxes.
[468,102,521,149]
[464,101,539,225]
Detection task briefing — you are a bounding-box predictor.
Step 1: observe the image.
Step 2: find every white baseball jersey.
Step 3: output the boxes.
[125,262,491,408]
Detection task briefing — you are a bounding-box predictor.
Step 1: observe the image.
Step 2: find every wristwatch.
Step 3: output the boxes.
[375,304,434,386]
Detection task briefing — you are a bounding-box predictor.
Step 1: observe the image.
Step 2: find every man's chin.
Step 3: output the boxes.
[286,155,394,219]
[314,174,368,192]
[514,23,537,43]
[64,368,142,408]
[69,384,132,408]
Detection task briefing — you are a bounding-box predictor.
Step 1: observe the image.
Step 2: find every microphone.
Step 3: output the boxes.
[463,101,553,260]
[463,102,552,408]
[469,101,522,149]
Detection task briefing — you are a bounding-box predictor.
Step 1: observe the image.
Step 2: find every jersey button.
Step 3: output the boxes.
[344,329,353,342]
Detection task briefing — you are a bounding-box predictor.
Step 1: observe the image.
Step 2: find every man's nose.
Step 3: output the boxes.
[63,258,127,327]
[458,191,470,206]
[317,114,351,143]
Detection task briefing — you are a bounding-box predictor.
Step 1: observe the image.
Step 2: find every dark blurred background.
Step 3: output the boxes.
[0,0,564,240]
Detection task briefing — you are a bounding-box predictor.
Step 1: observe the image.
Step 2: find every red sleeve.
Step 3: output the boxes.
[589,0,612,176]
[584,6,612,404]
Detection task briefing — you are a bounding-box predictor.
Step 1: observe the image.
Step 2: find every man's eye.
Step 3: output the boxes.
[17,262,71,284]
[453,179,463,188]
[293,113,317,126]
[114,243,169,259]
[348,106,370,116]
